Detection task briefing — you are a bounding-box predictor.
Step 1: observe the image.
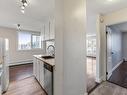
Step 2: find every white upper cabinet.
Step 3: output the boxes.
[43,19,55,41]
[44,21,50,40]
[49,19,55,40]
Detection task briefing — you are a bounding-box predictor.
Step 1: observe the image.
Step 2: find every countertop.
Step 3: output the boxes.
[33,55,55,66]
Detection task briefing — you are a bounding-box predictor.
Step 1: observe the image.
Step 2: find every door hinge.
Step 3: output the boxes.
[106,72,108,75]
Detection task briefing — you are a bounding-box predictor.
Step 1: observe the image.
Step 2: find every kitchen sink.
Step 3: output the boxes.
[41,55,54,59]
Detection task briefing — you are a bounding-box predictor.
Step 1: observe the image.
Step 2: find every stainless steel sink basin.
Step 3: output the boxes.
[41,55,54,59]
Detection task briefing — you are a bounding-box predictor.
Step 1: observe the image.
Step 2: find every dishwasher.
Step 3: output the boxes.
[44,63,53,95]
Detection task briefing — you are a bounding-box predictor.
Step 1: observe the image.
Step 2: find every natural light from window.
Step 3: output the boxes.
[18,31,42,50]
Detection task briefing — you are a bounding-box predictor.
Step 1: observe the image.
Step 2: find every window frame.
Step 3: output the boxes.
[17,31,42,51]
[31,34,42,49]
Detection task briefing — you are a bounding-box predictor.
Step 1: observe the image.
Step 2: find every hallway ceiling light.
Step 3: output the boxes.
[21,5,25,10]
[20,0,28,14]
[17,24,21,31]
[21,9,25,14]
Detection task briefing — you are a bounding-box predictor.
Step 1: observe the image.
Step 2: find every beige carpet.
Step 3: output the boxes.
[90,81,127,95]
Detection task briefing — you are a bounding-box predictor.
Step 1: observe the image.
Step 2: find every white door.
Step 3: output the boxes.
[106,27,112,79]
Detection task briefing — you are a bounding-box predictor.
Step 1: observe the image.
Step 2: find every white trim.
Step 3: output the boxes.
[96,15,101,86]
[84,92,88,95]
[123,58,127,61]
[107,71,112,80]
[112,60,123,73]
[107,60,123,79]
[9,60,33,66]
[95,75,105,83]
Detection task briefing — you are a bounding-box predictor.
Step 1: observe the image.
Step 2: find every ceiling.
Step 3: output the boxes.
[0,0,54,31]
[1,0,127,32]
[87,0,127,35]
[87,0,127,14]
[110,22,127,32]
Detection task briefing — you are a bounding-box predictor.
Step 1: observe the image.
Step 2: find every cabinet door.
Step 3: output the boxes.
[33,57,37,77]
[36,60,40,81]
[39,61,44,87]
[50,19,55,39]
[45,22,50,40]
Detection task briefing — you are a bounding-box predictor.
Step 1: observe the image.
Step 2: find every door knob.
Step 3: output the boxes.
[111,52,114,54]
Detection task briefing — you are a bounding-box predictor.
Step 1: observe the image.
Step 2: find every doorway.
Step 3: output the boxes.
[86,35,99,92]
[106,22,127,88]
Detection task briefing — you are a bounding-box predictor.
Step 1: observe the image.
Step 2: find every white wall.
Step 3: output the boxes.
[54,0,64,94]
[104,8,127,25]
[109,26,122,68]
[55,0,86,95]
[122,32,127,61]
[0,26,44,65]
[86,12,98,35]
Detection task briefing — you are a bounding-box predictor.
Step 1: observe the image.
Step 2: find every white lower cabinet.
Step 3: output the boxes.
[33,57,37,78]
[39,61,44,87]
[36,60,40,82]
[33,58,45,89]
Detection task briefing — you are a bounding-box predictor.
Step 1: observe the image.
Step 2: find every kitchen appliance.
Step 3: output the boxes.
[44,63,53,95]
[0,38,9,93]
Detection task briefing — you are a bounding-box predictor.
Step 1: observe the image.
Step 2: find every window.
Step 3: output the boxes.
[32,34,41,49]
[18,31,42,50]
[87,38,96,57]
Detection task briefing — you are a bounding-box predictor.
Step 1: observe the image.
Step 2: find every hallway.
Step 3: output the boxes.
[109,61,127,88]
[3,64,46,95]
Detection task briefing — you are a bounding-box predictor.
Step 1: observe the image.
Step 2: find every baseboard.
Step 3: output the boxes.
[107,60,123,79]
[107,71,112,80]
[9,60,33,66]
[112,60,123,72]
[95,75,105,83]
[84,92,88,95]
[123,58,127,61]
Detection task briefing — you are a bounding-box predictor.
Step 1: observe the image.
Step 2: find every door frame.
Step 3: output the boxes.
[104,22,127,81]
[105,26,113,80]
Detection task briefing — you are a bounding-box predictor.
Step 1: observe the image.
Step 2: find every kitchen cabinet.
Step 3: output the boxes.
[33,57,41,82]
[33,55,54,95]
[49,19,55,40]
[33,57,37,78]
[33,57,45,87]
[43,19,55,41]
[36,60,40,82]
[44,22,50,40]
[39,61,44,87]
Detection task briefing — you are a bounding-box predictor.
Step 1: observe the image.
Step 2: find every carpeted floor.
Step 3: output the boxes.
[90,81,127,95]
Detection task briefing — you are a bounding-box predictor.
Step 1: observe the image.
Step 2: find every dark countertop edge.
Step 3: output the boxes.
[33,55,55,67]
